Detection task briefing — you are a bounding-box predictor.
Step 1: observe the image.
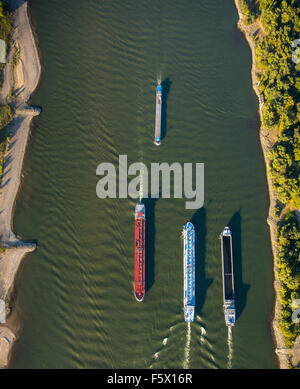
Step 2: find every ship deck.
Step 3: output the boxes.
[155,95,162,139]
[222,235,234,300]
[184,225,195,307]
[134,215,145,300]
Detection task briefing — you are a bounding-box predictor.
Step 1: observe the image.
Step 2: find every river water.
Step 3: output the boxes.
[10,0,276,368]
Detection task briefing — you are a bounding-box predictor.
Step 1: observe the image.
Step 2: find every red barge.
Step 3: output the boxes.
[134,203,146,302]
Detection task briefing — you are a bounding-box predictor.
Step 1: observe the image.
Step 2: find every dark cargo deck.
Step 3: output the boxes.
[222,235,234,300]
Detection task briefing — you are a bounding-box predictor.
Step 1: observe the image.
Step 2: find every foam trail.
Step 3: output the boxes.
[183,322,191,369]
[227,327,233,369]
[195,315,206,345]
[151,325,175,366]
[139,172,144,201]
[200,326,206,345]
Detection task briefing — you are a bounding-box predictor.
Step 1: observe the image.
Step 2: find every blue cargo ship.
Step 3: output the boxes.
[183,222,195,322]
[154,84,162,145]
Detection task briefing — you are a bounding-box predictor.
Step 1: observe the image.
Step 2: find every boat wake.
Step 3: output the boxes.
[195,315,206,345]
[200,326,206,345]
[151,339,167,364]
[183,322,191,369]
[227,327,233,369]
[151,325,174,366]
[139,172,144,201]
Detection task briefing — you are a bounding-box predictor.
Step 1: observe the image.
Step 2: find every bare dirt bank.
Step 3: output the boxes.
[0,0,41,368]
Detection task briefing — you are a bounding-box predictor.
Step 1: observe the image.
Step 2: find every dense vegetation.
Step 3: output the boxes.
[0,1,12,187]
[0,103,11,185]
[0,0,12,129]
[0,1,11,84]
[0,133,9,182]
[256,1,300,209]
[240,0,300,353]
[0,103,12,129]
[0,1,11,41]
[240,0,257,24]
[277,212,300,348]
[269,129,300,208]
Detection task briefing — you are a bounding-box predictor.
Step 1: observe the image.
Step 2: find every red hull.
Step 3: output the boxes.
[134,209,145,302]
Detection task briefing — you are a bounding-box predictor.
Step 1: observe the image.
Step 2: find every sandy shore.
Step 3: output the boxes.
[233,0,293,369]
[0,0,41,368]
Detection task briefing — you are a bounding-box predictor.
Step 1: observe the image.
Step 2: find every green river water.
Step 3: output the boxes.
[10,0,277,368]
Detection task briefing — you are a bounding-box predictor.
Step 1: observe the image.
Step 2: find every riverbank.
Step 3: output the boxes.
[233,0,294,369]
[0,0,41,368]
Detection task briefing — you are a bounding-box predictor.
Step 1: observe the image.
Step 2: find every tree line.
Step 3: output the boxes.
[241,0,300,352]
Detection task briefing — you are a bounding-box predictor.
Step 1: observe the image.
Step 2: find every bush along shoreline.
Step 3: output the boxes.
[236,0,300,366]
[0,0,13,150]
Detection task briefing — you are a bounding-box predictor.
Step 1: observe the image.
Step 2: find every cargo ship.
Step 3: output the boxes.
[154,84,162,146]
[134,203,146,302]
[221,227,235,327]
[183,222,195,322]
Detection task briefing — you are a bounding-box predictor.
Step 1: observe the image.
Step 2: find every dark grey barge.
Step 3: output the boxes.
[221,226,235,327]
[154,84,162,145]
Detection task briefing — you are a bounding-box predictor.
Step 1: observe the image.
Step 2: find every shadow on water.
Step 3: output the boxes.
[161,77,172,142]
[245,110,261,134]
[142,196,158,293]
[227,211,250,321]
[9,0,25,12]
[190,207,213,316]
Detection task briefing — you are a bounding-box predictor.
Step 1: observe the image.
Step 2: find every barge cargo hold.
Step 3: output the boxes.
[134,203,146,302]
[183,222,195,322]
[221,226,235,327]
[154,84,162,146]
